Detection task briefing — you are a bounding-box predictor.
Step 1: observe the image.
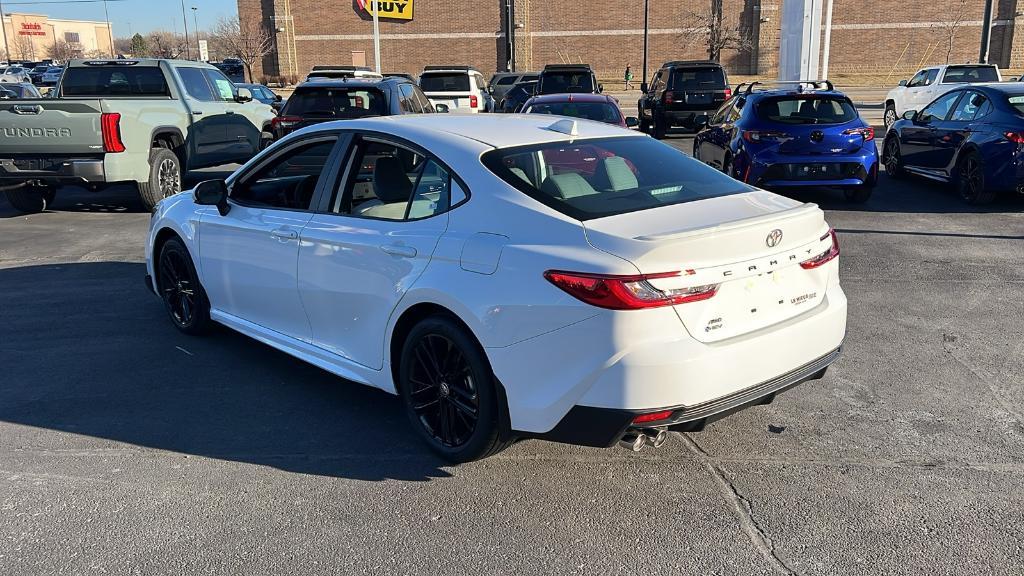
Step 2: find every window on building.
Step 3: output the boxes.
[64,32,80,44]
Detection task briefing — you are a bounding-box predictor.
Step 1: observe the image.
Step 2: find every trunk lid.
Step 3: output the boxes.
[772,123,866,156]
[0,99,104,155]
[583,191,834,342]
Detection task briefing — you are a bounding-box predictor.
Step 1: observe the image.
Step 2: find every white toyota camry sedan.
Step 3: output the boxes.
[145,114,847,462]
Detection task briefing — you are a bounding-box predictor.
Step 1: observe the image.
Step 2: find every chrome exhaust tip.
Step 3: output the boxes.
[619,432,648,452]
[645,428,669,448]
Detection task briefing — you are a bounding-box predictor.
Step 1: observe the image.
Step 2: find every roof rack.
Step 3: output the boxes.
[735,80,835,95]
[661,60,718,68]
[423,65,477,71]
[542,64,593,71]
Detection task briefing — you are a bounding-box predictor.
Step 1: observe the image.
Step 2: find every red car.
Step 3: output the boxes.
[521,93,638,129]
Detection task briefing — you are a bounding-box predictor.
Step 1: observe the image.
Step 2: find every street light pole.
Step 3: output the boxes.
[641,0,649,87]
[0,0,10,64]
[371,0,381,72]
[191,7,199,60]
[179,0,191,59]
[979,0,994,63]
[102,0,114,57]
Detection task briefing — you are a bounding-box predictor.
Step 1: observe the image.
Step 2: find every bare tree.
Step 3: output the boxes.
[210,16,273,82]
[146,31,187,59]
[46,40,78,62]
[11,34,36,60]
[682,0,752,62]
[936,0,971,63]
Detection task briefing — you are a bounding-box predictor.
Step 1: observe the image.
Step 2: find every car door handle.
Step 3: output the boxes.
[270,228,298,240]
[192,110,203,115]
[226,110,235,115]
[380,244,417,258]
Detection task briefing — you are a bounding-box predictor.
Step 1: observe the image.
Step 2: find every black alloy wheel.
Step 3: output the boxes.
[956,152,996,205]
[157,238,210,335]
[883,137,904,178]
[399,315,510,462]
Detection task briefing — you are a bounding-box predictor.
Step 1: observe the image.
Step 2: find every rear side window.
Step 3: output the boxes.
[420,73,470,92]
[481,136,750,221]
[61,66,169,96]
[755,96,858,125]
[1006,95,1024,115]
[285,87,386,118]
[943,66,999,83]
[669,67,726,90]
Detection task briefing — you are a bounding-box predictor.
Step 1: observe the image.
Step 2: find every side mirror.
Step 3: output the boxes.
[434,103,450,113]
[898,79,908,87]
[693,114,709,129]
[274,93,282,102]
[194,179,230,216]
[625,116,639,128]
[640,82,649,93]
[235,87,253,103]
[902,109,917,121]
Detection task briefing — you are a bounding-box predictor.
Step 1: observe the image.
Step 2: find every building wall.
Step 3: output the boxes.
[1,13,112,61]
[237,0,1021,83]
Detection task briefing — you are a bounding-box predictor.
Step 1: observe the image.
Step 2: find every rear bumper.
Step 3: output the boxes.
[746,147,879,188]
[538,346,840,447]
[0,158,105,185]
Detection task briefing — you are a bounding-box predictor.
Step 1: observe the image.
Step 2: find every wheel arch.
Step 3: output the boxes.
[150,126,187,166]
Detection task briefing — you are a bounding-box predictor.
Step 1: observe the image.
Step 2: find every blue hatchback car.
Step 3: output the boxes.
[883,83,1024,205]
[693,81,879,202]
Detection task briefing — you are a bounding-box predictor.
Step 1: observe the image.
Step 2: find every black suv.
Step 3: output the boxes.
[536,64,602,95]
[638,60,731,138]
[270,77,434,140]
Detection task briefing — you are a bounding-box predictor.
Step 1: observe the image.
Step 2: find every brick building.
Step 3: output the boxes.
[238,0,1022,83]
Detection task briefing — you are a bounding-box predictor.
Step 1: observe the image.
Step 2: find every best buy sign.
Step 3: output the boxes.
[357,0,413,20]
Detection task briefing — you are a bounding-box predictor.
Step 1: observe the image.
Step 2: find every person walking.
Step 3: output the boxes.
[624,65,634,90]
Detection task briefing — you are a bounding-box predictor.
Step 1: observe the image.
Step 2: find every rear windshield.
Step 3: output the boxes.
[524,101,621,124]
[755,96,858,125]
[61,66,169,96]
[420,73,470,92]
[481,137,749,221]
[669,67,726,90]
[943,66,999,83]
[540,72,595,93]
[0,84,34,98]
[285,87,386,118]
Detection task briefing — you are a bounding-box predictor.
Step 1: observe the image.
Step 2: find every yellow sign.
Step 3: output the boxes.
[360,0,414,20]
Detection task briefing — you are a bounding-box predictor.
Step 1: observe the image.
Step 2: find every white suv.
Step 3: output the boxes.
[884,64,1001,129]
[419,66,492,113]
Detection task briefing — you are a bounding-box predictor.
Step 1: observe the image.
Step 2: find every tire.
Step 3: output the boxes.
[137,147,182,212]
[652,113,667,140]
[692,141,701,161]
[843,186,873,203]
[4,185,55,213]
[399,315,511,463]
[722,155,736,179]
[883,136,905,179]
[156,236,211,335]
[883,103,897,131]
[259,132,274,151]
[956,152,996,205]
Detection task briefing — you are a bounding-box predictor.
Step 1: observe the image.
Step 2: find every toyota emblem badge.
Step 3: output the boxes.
[766,229,783,248]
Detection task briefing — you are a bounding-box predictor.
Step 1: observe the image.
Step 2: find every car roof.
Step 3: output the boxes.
[662,60,722,68]
[526,93,614,104]
[947,82,1024,96]
[295,78,396,89]
[293,114,636,149]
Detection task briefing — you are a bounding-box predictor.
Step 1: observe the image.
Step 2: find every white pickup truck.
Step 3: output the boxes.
[884,64,1001,130]
[0,58,276,213]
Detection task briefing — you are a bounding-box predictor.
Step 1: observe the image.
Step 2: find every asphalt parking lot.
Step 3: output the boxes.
[2,133,1023,575]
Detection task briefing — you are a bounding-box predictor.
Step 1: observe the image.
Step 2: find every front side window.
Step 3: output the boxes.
[332,140,453,220]
[755,96,858,125]
[482,136,750,221]
[399,83,421,112]
[524,101,621,124]
[203,69,237,101]
[907,70,929,88]
[920,91,962,122]
[231,139,337,210]
[284,87,386,118]
[709,97,735,124]
[420,73,470,92]
[178,67,215,101]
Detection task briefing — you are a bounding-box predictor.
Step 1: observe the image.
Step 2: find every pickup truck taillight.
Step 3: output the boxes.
[470,95,479,109]
[100,112,125,153]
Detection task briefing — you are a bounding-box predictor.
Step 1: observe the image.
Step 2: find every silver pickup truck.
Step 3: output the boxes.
[0,58,276,212]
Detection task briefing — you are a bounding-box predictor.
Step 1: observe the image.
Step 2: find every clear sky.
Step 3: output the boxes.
[2,0,239,37]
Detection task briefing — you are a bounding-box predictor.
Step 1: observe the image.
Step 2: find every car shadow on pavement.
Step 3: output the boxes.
[0,261,454,482]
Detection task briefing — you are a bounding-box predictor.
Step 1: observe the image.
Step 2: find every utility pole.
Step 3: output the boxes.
[102,0,114,56]
[179,0,191,59]
[641,0,649,87]
[191,6,199,60]
[979,0,994,63]
[820,0,834,79]
[0,0,10,63]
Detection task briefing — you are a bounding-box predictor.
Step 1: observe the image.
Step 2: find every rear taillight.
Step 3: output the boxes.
[723,88,732,99]
[633,410,674,424]
[271,115,302,130]
[663,91,675,104]
[842,126,875,141]
[1005,131,1024,144]
[800,229,840,269]
[544,270,718,310]
[742,130,787,143]
[100,112,125,153]
[470,95,478,108]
